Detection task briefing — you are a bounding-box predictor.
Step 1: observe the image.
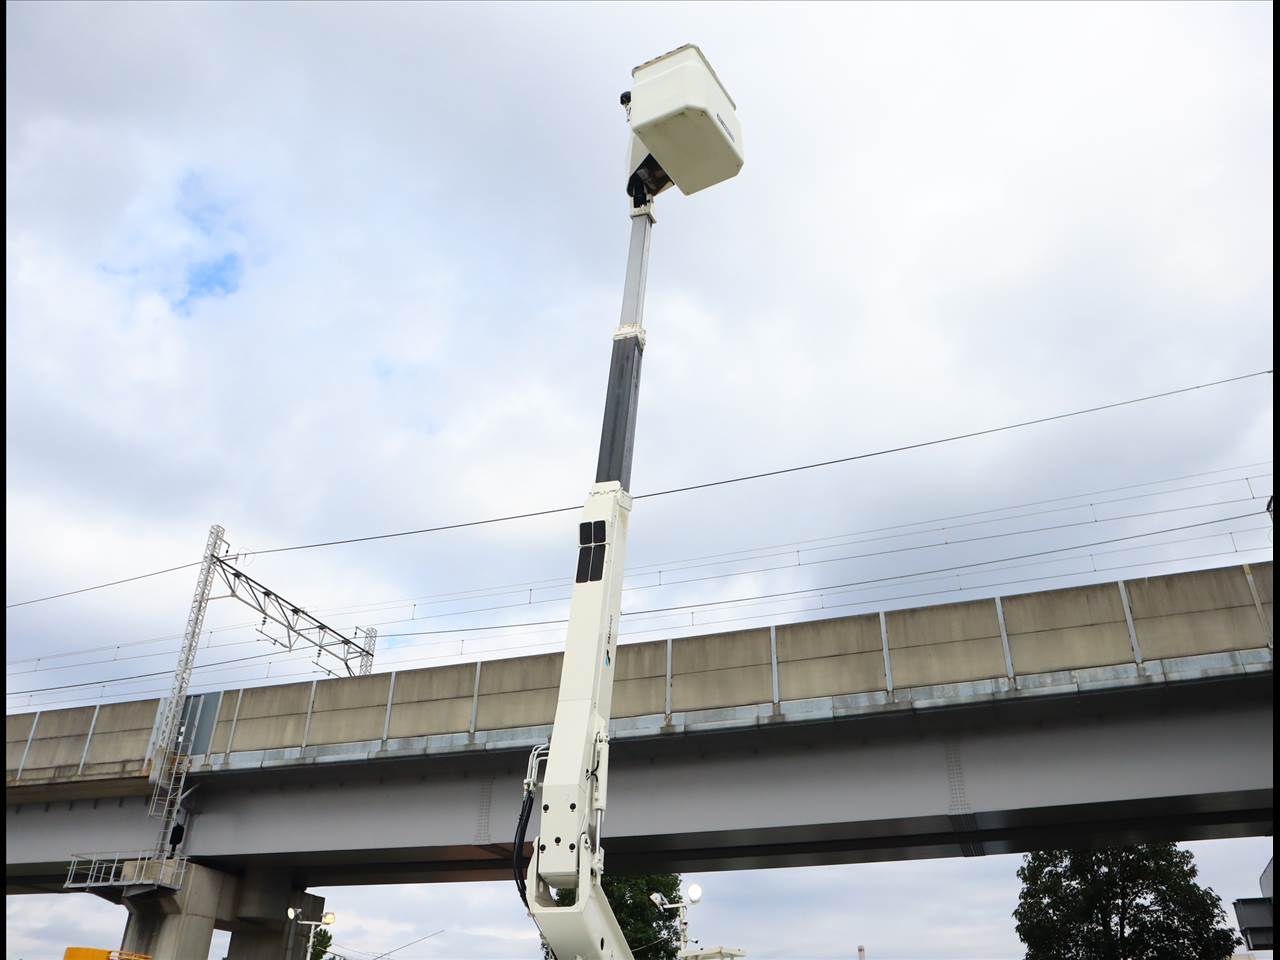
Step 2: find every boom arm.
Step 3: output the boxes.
[514,44,742,958]
[520,203,654,960]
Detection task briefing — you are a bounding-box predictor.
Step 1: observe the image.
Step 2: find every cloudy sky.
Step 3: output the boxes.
[5,1,1273,958]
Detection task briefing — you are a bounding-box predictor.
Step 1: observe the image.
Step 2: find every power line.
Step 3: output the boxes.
[9,369,1268,610]
[8,513,1244,696]
[373,506,1264,634]
[369,930,444,960]
[479,524,1265,644]
[14,482,1273,681]
[6,460,1261,668]
[318,537,1274,677]
[8,466,1273,695]
[13,519,1269,705]
[248,464,1274,620]
[642,495,1265,578]
[363,509,1264,639]
[188,463,1270,632]
[6,653,342,709]
[5,650,299,696]
[11,490,1263,678]
[633,471,1273,576]
[4,561,202,611]
[655,537,1275,633]
[630,370,1275,502]
[644,543,1278,646]
[347,535,1277,674]
[239,369,1275,557]
[328,945,384,959]
[4,628,193,667]
[10,536,1270,711]
[232,493,1271,640]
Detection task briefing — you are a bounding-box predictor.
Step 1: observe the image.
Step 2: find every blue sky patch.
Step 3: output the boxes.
[177,252,242,312]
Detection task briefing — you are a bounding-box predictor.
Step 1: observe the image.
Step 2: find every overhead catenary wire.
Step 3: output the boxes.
[8,502,1270,695]
[6,369,1272,608]
[301,935,445,960]
[13,542,1268,708]
[13,526,1271,708]
[7,488,1266,678]
[6,649,317,696]
[381,524,1274,645]
[291,458,1278,605]
[272,539,1275,681]
[4,561,203,611]
[7,462,1271,670]
[192,492,1272,641]
[329,523,1259,661]
[632,472,1275,575]
[239,499,1267,644]
[327,945,384,960]
[7,507,1264,700]
[8,536,1271,711]
[296,534,1279,669]
[369,508,1267,638]
[235,369,1277,557]
[194,466,1279,624]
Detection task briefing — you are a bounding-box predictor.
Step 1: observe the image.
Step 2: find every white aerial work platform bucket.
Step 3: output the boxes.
[628,44,744,196]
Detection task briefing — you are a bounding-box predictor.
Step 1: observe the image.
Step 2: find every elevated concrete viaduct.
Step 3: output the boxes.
[6,562,1273,956]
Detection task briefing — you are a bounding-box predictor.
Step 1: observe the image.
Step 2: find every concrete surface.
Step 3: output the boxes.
[5,563,1272,892]
[111,862,322,960]
[6,563,1271,792]
[778,613,886,699]
[9,673,1269,889]
[1003,582,1133,674]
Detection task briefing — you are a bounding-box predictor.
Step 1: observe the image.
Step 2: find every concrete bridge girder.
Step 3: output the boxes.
[8,674,1271,890]
[3,562,1272,959]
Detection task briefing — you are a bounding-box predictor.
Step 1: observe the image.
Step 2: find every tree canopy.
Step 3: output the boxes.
[541,872,683,960]
[309,925,334,960]
[1014,844,1241,960]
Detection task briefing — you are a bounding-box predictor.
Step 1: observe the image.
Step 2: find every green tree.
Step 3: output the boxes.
[1014,844,1241,959]
[541,872,682,960]
[310,926,334,960]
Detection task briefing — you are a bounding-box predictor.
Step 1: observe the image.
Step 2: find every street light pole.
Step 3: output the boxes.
[651,884,704,953]
[287,907,336,959]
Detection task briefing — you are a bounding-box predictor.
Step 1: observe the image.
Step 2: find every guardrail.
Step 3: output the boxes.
[64,850,188,891]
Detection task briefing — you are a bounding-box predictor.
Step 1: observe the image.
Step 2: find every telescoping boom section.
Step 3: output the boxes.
[516,198,650,959]
[514,44,743,960]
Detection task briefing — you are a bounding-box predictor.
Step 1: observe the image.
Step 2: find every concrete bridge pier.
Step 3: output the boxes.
[224,898,321,959]
[118,863,237,959]
[226,867,324,960]
[114,862,322,960]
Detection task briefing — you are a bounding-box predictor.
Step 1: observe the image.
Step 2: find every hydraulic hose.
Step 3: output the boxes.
[514,788,535,908]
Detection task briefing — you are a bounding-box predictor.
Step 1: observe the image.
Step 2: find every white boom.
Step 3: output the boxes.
[519,201,649,958]
[523,480,636,956]
[515,45,742,960]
